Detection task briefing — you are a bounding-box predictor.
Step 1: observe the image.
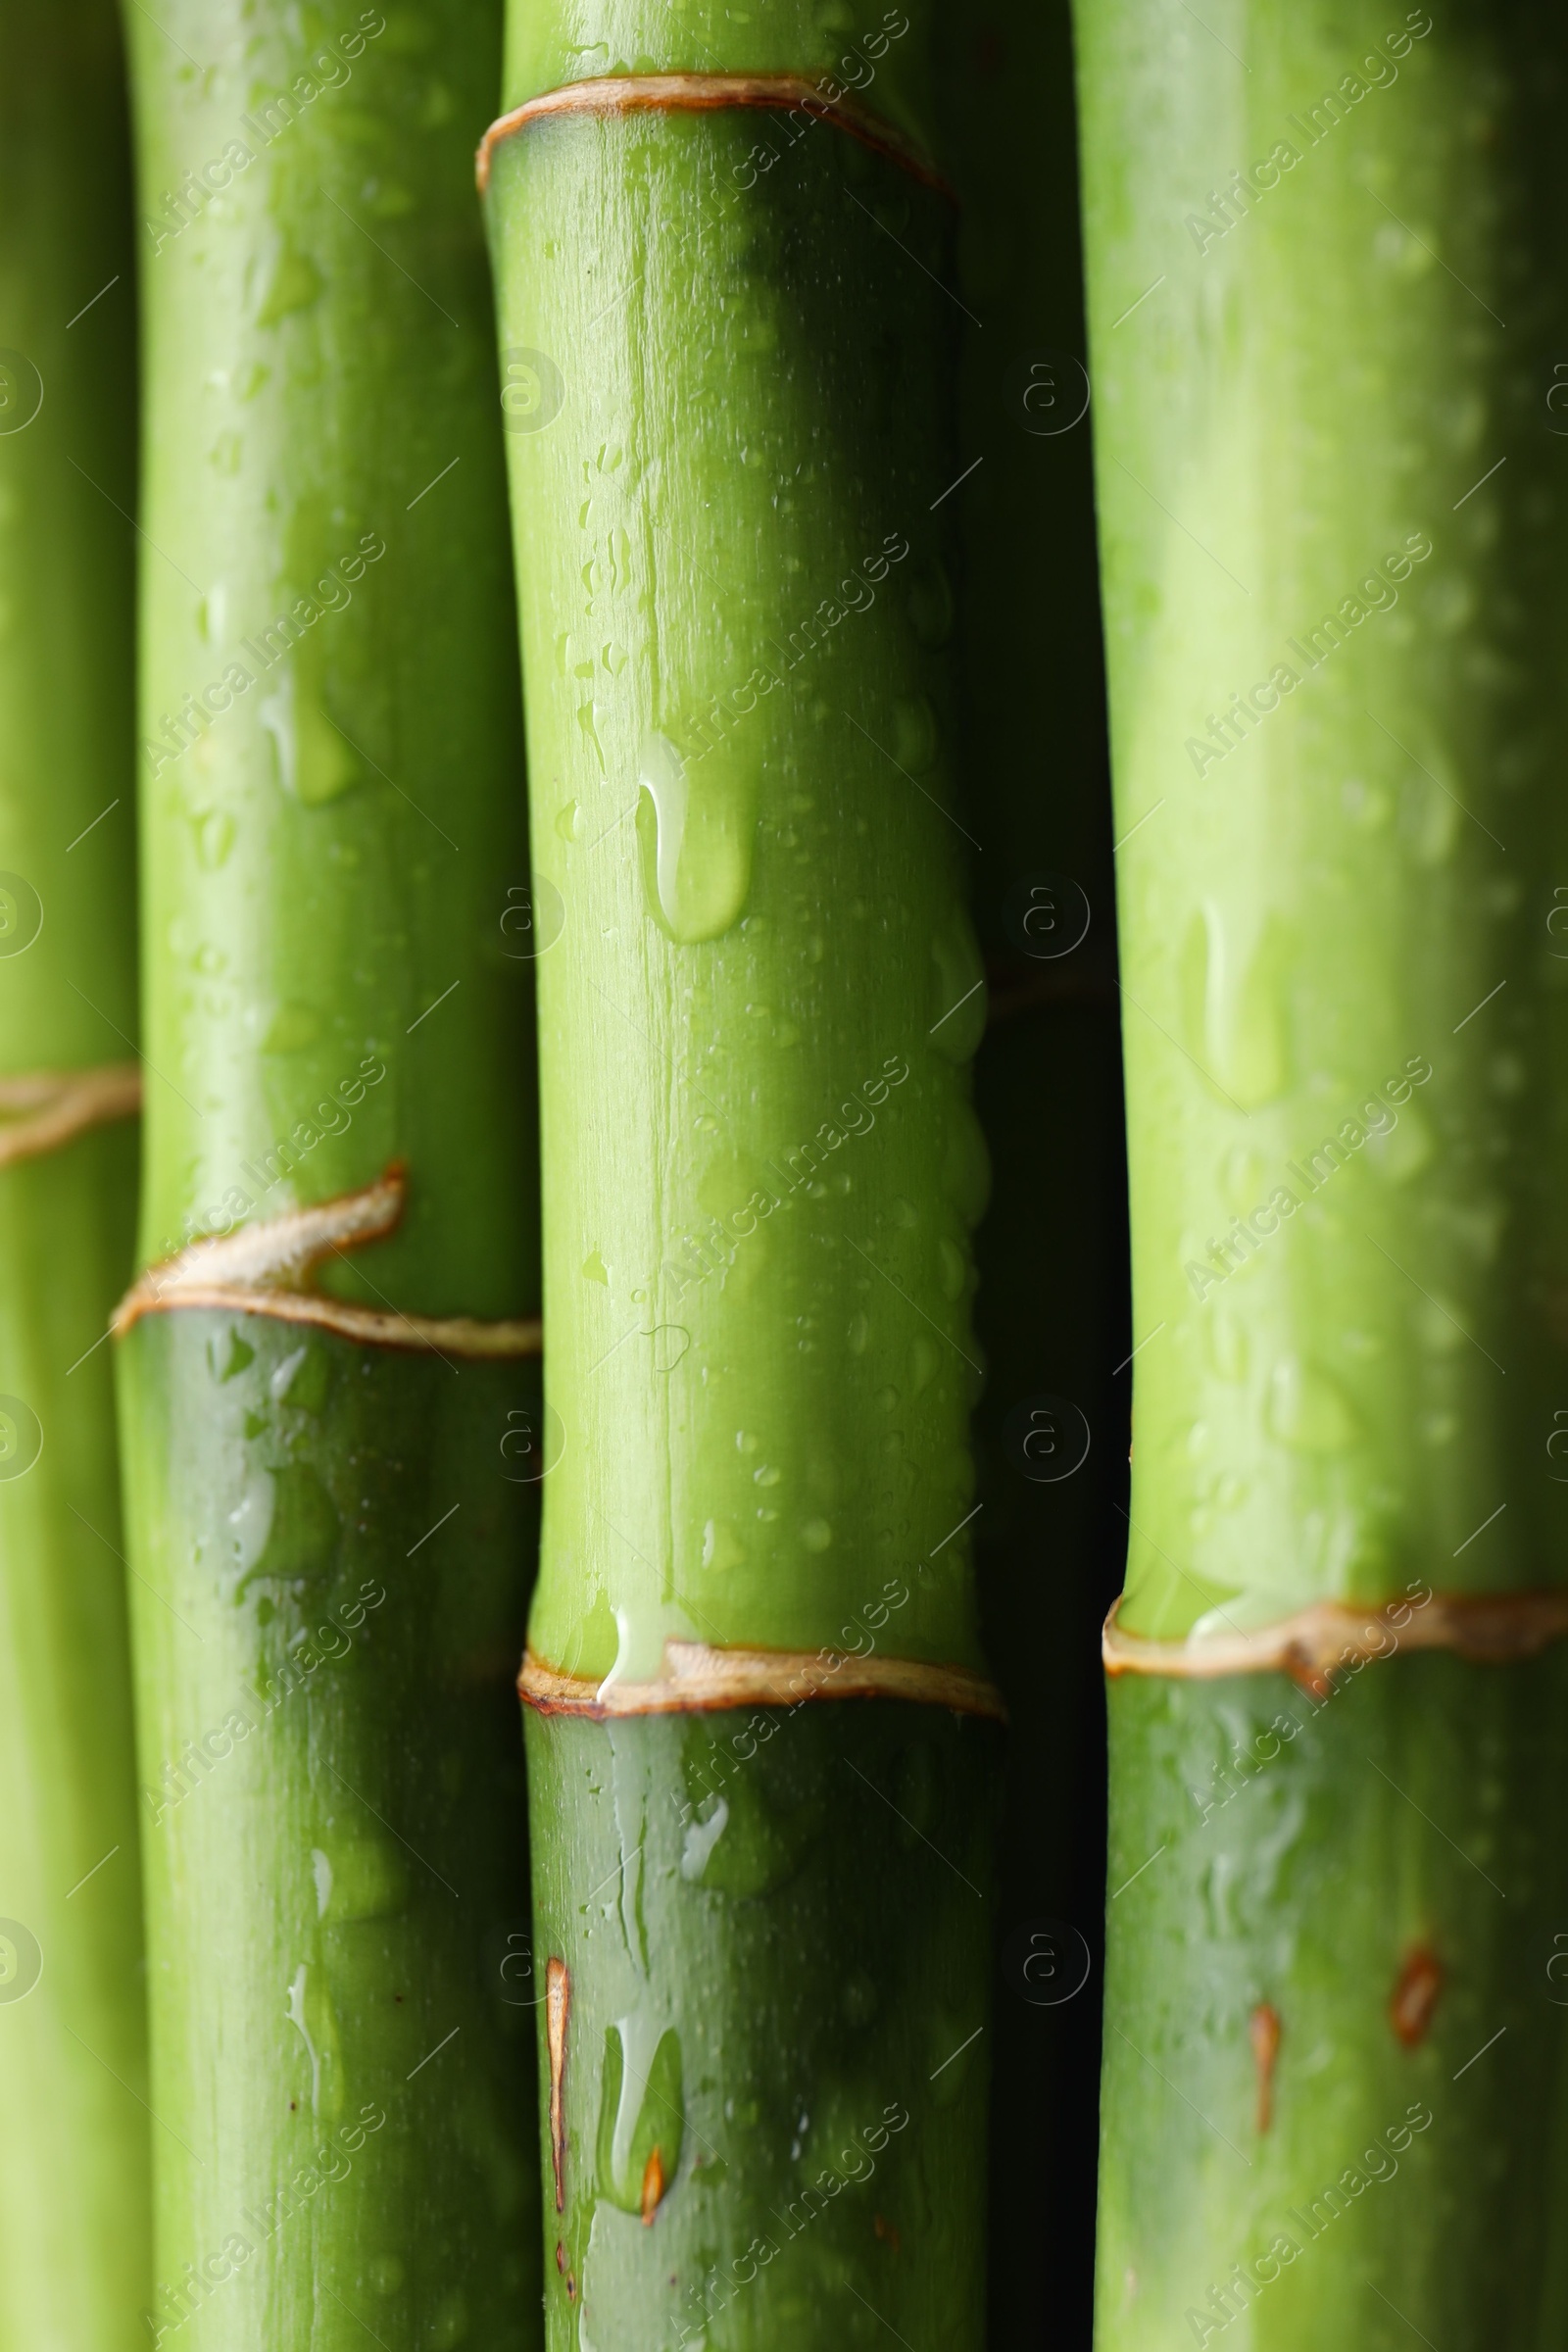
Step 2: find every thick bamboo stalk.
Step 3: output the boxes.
[0,6,146,2344]
[484,8,1000,2345]
[1074,3,1568,2339]
[118,7,543,2346]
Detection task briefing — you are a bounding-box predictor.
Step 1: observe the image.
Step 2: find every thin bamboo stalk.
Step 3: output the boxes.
[0,6,146,2343]
[118,6,544,2344]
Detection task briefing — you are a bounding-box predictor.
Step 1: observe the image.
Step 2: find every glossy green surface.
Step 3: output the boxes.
[0,6,147,2343]
[122,1313,541,2350]
[502,1,930,149]
[120,3,543,2342]
[1073,1,1566,1638]
[488,44,988,1682]
[127,0,534,1318]
[1100,1657,1568,2348]
[527,1703,997,2352]
[490,18,996,2345]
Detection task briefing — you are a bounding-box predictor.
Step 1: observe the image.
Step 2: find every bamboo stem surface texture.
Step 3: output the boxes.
[485,7,1000,2346]
[1074,6,1568,2342]
[120,7,544,2345]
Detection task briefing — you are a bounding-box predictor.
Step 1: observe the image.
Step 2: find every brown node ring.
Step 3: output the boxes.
[519,1640,1006,1721]
[0,1062,141,1169]
[1102,1587,1568,1690]
[476,73,954,200]
[113,1164,543,1359]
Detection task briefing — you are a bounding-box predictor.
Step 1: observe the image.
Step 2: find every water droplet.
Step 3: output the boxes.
[636,730,755,943]
[681,1796,729,1880]
[233,1463,339,1594]
[581,1250,610,1285]
[942,1101,992,1227]
[270,1343,329,1410]
[260,998,321,1054]
[262,673,361,807]
[847,1311,870,1354]
[802,1518,833,1552]
[1266,1358,1354,1451]
[285,1958,345,2120]
[929,907,987,1062]
[257,243,323,326]
[908,559,955,647]
[1367,1103,1434,1183]
[190,808,235,870]
[211,1329,255,1383]
[556,797,582,842]
[314,1834,410,1923]
[1182,906,1292,1110]
[1418,1299,1464,1354]
[1221,1148,1267,1213]
[938,1237,967,1300]
[701,1518,745,1572]
[595,2018,684,2215]
[286,1963,322,2111]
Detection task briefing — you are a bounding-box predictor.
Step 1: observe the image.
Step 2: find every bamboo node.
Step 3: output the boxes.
[1102,1587,1568,1684]
[0,1061,140,1168]
[113,1164,543,1358]
[518,1640,1005,1721]
[476,73,954,200]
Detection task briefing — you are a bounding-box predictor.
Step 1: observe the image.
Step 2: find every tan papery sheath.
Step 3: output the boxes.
[115,1165,543,1357]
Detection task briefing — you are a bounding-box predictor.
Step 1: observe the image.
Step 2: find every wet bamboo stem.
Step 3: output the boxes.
[119,5,544,2346]
[486,5,999,2344]
[1074,3,1568,2338]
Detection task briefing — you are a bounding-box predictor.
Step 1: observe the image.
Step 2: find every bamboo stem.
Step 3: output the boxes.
[1074,3,1568,2335]
[485,6,999,2341]
[119,6,544,2344]
[0,6,147,2343]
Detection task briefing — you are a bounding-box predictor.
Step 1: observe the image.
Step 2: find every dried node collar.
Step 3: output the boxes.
[477,72,954,199]
[114,1163,543,1358]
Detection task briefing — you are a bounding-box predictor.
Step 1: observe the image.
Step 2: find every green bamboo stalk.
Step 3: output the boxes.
[933,3,1123,2339]
[484,8,1000,2346]
[118,6,543,2346]
[0,6,146,2344]
[1074,3,1568,2341]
